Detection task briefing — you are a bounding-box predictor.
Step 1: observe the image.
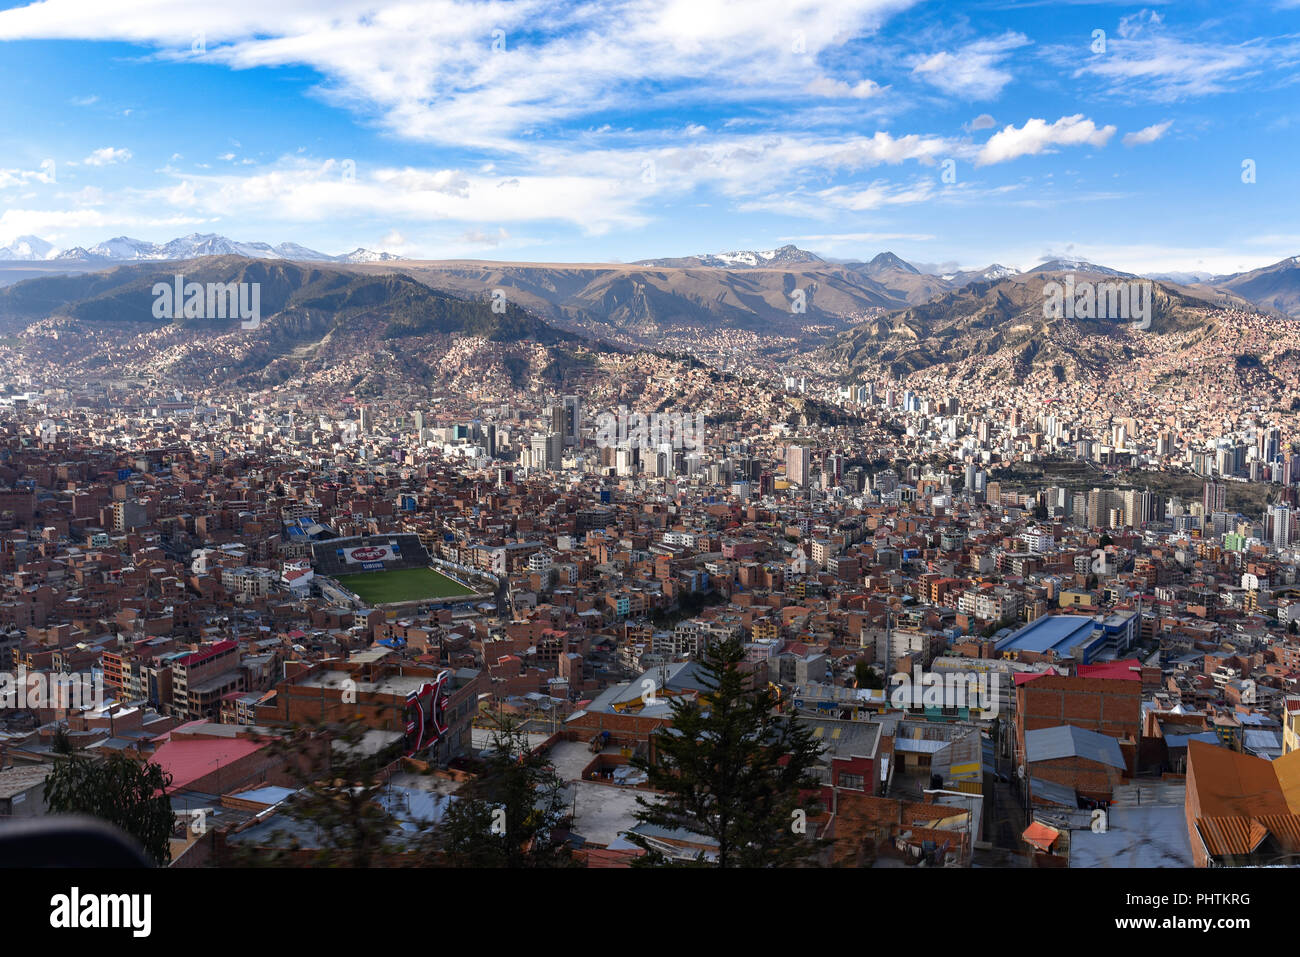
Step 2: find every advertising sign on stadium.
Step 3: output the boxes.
[343,545,395,564]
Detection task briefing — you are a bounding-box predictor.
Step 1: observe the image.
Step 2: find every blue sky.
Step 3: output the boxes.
[0,0,1298,273]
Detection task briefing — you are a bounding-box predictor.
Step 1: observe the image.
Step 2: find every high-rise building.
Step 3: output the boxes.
[561,395,581,448]
[1203,481,1226,515]
[1259,426,1281,464]
[1271,503,1292,548]
[786,445,809,486]
[530,432,563,471]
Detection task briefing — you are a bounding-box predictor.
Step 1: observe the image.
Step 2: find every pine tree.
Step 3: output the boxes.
[431,722,574,867]
[255,719,405,868]
[629,637,826,867]
[43,752,175,866]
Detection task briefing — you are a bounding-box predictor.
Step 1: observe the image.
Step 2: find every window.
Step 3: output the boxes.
[838,772,865,791]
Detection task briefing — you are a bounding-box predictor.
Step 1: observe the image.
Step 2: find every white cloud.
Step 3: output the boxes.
[0,162,56,187]
[0,0,923,151]
[0,208,201,236]
[456,226,510,246]
[976,114,1115,166]
[1061,14,1292,103]
[1122,120,1171,146]
[911,32,1030,100]
[83,146,132,166]
[805,76,884,99]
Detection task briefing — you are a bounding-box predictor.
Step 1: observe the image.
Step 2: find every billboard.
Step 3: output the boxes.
[404,670,452,755]
[343,544,396,564]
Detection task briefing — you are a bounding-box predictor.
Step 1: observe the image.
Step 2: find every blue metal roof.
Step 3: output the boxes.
[995,615,1098,655]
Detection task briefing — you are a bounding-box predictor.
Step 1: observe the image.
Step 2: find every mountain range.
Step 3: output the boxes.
[2,241,1300,361]
[829,270,1224,381]
[0,232,399,264]
[3,248,1300,409]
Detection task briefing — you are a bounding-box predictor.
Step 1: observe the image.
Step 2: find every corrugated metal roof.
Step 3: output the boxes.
[1070,805,1194,868]
[1029,775,1078,807]
[1198,816,1267,857]
[1026,725,1126,770]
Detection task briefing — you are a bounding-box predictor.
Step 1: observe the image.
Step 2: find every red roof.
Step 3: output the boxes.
[583,848,645,868]
[1076,658,1142,681]
[151,736,267,792]
[1022,821,1060,852]
[1014,669,1061,686]
[180,639,238,668]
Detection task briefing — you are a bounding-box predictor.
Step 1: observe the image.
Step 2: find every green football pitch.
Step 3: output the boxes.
[336,566,476,604]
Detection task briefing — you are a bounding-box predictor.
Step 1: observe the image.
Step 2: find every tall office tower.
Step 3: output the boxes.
[359,405,373,434]
[786,445,809,486]
[485,423,497,459]
[413,410,425,433]
[1139,489,1159,525]
[1156,432,1173,457]
[826,453,844,485]
[1271,503,1292,548]
[1286,452,1300,487]
[531,432,563,471]
[561,395,581,448]
[1260,426,1282,463]
[1121,488,1139,527]
[1072,493,1088,528]
[1087,488,1113,529]
[1203,481,1227,514]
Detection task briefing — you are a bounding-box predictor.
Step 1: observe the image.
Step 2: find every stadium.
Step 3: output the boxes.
[310,534,483,607]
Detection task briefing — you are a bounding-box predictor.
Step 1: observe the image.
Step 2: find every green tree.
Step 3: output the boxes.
[255,719,405,868]
[854,661,884,690]
[43,752,174,866]
[432,723,573,867]
[629,637,826,867]
[50,726,74,755]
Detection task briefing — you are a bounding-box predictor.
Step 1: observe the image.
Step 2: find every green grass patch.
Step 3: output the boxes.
[336,566,475,604]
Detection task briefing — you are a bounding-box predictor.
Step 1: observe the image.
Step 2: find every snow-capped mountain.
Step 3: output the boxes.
[1026,258,1135,278]
[0,235,56,260]
[1149,270,1217,284]
[0,232,401,264]
[944,263,1019,287]
[335,248,403,263]
[634,244,826,268]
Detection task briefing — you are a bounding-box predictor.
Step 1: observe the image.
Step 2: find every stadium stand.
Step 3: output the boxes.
[310,534,431,578]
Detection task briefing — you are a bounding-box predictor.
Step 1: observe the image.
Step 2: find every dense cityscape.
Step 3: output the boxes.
[3,313,1300,870]
[3,0,1300,941]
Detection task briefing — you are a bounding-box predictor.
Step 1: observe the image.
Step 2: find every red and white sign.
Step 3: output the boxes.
[343,544,395,564]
